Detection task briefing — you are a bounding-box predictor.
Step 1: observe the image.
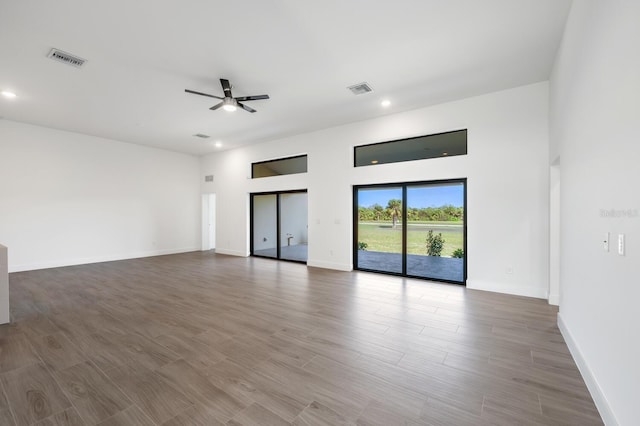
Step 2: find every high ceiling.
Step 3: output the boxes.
[0,0,572,155]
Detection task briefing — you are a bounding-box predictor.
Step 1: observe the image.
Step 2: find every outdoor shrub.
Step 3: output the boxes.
[357,241,368,251]
[452,248,464,258]
[426,230,445,256]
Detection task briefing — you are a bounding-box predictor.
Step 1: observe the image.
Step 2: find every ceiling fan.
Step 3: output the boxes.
[185,78,269,113]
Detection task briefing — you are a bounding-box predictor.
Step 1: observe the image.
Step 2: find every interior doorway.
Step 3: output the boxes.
[250,190,308,263]
[201,193,216,251]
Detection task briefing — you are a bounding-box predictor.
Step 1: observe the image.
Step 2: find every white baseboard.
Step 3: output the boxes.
[306,259,352,272]
[466,279,547,299]
[212,248,249,257]
[548,292,560,306]
[8,247,200,273]
[557,313,618,426]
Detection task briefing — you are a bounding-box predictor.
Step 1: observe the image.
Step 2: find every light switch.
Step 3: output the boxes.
[604,232,609,252]
[618,234,625,256]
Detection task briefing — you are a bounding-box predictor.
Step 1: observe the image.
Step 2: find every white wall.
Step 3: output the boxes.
[0,120,201,272]
[550,1,640,425]
[202,82,550,298]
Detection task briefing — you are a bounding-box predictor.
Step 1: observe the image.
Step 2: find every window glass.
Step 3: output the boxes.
[354,130,467,167]
[252,155,307,178]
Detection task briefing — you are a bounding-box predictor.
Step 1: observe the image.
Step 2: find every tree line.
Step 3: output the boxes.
[359,200,463,222]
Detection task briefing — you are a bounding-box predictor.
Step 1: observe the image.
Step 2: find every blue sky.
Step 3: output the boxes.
[358,184,463,208]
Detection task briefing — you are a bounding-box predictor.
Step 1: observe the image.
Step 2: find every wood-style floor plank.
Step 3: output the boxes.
[32,408,85,426]
[3,252,603,425]
[103,362,192,425]
[30,332,86,372]
[53,361,132,425]
[155,359,245,422]
[1,363,71,426]
[95,405,155,426]
[161,403,226,426]
[0,332,41,374]
[227,402,290,426]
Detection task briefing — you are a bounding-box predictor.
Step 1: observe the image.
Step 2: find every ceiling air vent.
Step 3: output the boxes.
[47,48,86,68]
[193,133,210,139]
[347,82,373,95]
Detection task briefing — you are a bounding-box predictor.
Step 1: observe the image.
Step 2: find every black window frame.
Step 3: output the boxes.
[354,129,467,167]
[251,154,308,179]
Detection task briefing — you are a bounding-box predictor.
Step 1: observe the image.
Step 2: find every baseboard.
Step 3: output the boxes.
[557,313,618,426]
[212,248,249,257]
[306,259,352,272]
[8,247,200,273]
[548,292,560,306]
[466,279,547,299]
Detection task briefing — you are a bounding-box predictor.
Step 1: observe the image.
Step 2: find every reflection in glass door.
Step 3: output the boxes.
[279,193,308,262]
[251,190,308,263]
[355,187,403,274]
[354,179,466,284]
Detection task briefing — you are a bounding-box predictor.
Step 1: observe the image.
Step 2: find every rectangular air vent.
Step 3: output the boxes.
[193,133,210,139]
[204,175,214,182]
[347,82,373,95]
[47,48,87,68]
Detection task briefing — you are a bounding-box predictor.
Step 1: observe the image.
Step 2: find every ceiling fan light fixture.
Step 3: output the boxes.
[222,98,237,112]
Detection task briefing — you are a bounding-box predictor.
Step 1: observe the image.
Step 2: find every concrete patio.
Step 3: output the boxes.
[357,250,464,282]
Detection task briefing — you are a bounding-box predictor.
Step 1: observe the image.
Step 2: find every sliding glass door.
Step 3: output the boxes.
[354,179,466,284]
[251,190,308,263]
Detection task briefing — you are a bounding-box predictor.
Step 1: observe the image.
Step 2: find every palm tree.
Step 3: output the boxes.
[372,204,384,221]
[386,199,402,228]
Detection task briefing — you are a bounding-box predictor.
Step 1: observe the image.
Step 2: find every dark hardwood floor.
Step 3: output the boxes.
[0,252,603,425]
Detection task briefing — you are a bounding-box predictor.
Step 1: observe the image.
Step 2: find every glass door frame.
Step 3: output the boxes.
[353,178,467,285]
[250,189,308,264]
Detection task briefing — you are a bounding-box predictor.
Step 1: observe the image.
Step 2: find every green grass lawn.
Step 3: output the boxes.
[358,221,463,257]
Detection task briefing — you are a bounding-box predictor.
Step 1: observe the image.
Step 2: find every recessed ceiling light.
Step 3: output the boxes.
[1,91,17,99]
[371,160,379,164]
[380,99,391,108]
[214,141,223,148]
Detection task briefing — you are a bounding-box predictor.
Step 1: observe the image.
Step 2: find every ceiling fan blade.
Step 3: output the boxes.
[209,102,224,110]
[237,102,256,113]
[185,89,223,100]
[220,79,233,98]
[235,94,270,102]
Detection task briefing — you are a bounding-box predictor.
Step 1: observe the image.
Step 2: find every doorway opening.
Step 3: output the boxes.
[202,193,216,251]
[354,179,466,284]
[250,190,308,263]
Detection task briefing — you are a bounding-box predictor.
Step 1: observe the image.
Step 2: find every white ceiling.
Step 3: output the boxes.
[0,0,572,156]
